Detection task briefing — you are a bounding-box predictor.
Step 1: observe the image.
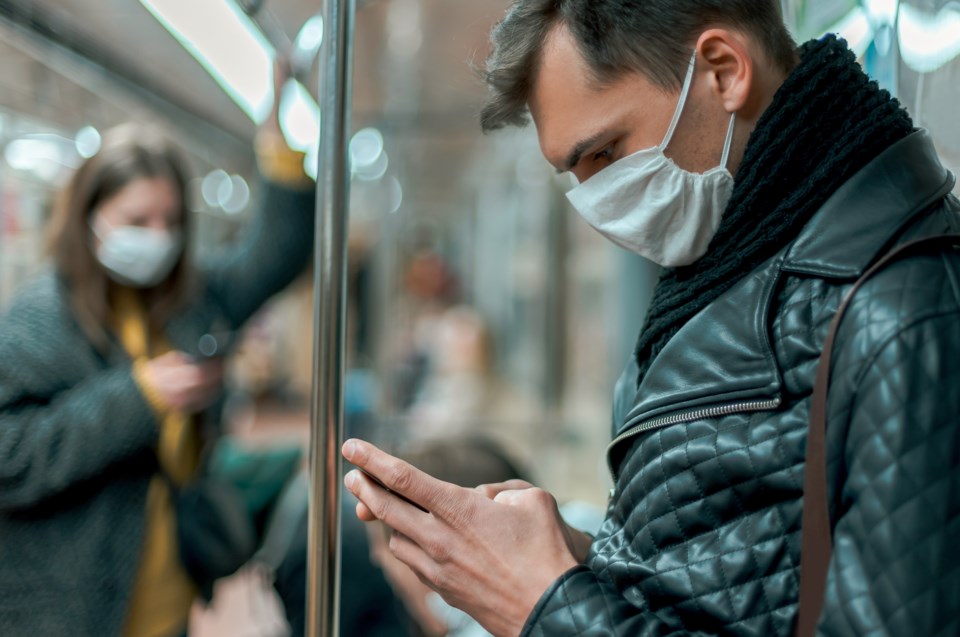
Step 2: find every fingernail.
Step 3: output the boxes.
[345,470,358,490]
[343,439,357,461]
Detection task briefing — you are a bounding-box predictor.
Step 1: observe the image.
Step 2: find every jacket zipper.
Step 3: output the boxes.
[606,396,783,485]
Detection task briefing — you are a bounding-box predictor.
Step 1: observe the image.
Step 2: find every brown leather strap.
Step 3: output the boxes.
[796,233,960,637]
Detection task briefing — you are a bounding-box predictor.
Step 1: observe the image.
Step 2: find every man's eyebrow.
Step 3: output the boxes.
[561,132,606,173]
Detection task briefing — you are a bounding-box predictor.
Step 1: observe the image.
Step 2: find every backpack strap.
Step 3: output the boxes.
[796,233,960,636]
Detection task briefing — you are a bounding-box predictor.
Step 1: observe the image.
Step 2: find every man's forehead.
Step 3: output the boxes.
[528,25,599,169]
[531,24,593,103]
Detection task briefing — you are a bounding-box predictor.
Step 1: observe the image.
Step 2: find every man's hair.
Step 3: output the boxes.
[480,0,798,132]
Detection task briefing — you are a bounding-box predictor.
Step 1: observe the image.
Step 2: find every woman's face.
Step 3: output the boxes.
[93,176,181,236]
[89,176,186,289]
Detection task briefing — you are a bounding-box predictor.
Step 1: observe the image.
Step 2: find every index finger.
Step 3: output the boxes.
[342,439,461,520]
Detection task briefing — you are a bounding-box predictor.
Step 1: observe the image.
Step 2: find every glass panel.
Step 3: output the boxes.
[781,0,960,189]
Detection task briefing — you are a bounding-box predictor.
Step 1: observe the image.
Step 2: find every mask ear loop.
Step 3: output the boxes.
[659,51,698,150]
[719,112,736,170]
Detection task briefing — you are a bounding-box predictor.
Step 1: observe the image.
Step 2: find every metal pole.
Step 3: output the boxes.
[307,0,355,635]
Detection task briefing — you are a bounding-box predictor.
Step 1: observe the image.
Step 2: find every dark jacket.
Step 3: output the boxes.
[522,131,960,636]
[0,178,314,636]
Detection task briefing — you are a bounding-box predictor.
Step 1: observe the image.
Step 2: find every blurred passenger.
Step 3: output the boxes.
[406,305,493,438]
[0,85,314,636]
[392,246,459,412]
[344,1,960,635]
[391,244,538,445]
[271,485,414,637]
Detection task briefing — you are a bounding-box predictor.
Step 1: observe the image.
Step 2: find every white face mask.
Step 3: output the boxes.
[566,51,737,267]
[91,217,183,288]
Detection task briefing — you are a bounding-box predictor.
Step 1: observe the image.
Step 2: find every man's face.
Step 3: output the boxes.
[529,25,729,184]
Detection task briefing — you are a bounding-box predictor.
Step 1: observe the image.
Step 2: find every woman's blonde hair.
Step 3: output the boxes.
[47,124,195,349]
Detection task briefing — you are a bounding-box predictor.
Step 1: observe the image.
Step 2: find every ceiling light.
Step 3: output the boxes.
[899,3,960,73]
[202,169,230,207]
[279,80,321,152]
[140,0,275,122]
[75,126,101,158]
[221,175,251,214]
[349,128,384,169]
[294,14,324,56]
[4,135,77,182]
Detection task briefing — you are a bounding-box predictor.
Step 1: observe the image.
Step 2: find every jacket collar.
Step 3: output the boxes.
[613,130,955,443]
[782,130,955,277]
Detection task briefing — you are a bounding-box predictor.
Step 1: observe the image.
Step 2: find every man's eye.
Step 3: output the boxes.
[593,147,613,162]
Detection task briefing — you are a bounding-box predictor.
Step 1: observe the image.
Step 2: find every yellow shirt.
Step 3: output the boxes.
[116,290,201,637]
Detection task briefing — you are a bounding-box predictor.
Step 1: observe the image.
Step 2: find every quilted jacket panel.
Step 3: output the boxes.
[522,132,960,636]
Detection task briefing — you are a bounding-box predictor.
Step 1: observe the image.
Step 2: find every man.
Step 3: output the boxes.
[344,1,960,635]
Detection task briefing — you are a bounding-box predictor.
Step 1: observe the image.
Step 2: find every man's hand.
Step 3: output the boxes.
[343,439,579,637]
[475,480,595,564]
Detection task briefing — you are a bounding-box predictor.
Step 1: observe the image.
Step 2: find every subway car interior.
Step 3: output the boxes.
[0,0,958,635]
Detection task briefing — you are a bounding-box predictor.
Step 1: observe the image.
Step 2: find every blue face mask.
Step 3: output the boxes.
[91,216,183,288]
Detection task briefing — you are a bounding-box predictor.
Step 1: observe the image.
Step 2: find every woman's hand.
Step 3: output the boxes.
[343,439,579,637]
[263,55,291,137]
[141,351,224,414]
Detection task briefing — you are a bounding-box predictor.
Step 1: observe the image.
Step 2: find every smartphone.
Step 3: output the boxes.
[360,469,429,513]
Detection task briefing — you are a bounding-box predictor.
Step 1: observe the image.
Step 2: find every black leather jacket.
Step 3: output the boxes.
[522,131,960,636]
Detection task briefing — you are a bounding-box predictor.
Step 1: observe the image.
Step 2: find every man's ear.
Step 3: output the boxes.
[696,29,753,114]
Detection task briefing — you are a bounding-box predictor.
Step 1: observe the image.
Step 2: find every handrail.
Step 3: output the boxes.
[307,0,355,635]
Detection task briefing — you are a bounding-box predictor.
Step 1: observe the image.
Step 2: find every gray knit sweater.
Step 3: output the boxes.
[0,178,314,636]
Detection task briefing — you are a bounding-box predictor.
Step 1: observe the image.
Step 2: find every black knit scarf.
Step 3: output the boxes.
[633,35,914,384]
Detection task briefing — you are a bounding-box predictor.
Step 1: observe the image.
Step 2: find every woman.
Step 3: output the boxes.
[0,118,314,637]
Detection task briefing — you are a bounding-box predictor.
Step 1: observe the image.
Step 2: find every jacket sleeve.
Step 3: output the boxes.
[521,566,714,636]
[819,254,960,635]
[201,176,315,328]
[0,309,160,512]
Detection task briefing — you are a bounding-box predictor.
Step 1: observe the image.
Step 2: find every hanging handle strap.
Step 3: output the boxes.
[796,233,960,637]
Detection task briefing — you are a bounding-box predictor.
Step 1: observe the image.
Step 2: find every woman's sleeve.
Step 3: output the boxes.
[0,306,160,511]
[201,135,316,328]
